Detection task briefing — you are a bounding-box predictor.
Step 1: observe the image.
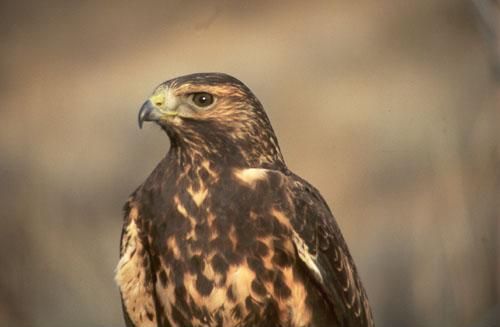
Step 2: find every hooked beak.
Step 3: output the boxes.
[138,100,160,129]
[138,92,181,128]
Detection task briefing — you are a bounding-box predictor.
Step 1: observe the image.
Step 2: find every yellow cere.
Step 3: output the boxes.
[150,92,166,108]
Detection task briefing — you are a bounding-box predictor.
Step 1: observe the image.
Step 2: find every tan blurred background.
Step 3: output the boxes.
[0,1,498,326]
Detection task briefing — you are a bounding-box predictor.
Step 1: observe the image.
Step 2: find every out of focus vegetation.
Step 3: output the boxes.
[0,1,498,326]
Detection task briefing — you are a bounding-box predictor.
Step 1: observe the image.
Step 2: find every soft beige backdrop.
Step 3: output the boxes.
[1,1,498,326]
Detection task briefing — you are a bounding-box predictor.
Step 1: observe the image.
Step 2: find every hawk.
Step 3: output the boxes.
[116,73,374,327]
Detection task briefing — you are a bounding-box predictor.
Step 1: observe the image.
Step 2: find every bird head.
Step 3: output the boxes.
[138,73,285,169]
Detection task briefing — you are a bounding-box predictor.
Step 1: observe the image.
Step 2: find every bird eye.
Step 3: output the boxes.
[191,93,214,108]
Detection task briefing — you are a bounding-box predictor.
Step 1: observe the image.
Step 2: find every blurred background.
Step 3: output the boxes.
[0,0,498,326]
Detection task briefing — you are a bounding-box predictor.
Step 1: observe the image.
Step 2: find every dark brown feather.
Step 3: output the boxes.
[117,73,374,327]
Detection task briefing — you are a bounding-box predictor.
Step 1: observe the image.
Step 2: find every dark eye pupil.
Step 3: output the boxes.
[193,93,213,107]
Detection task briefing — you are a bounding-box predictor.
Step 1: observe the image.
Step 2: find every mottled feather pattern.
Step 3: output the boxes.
[117,73,374,327]
[288,175,374,326]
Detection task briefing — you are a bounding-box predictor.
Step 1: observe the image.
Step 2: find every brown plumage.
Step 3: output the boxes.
[116,73,374,327]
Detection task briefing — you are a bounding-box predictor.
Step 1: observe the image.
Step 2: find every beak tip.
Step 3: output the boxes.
[138,100,153,129]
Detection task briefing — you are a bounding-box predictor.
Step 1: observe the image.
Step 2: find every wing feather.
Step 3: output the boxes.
[287,173,374,327]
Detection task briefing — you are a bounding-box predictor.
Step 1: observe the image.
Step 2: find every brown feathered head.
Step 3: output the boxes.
[138,73,286,170]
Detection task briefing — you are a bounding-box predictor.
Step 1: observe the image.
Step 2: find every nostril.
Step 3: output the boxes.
[155,102,163,107]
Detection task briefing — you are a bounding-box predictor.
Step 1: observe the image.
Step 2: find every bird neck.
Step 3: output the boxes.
[164,127,287,172]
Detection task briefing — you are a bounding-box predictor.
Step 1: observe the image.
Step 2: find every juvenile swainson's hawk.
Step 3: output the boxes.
[116,73,374,327]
